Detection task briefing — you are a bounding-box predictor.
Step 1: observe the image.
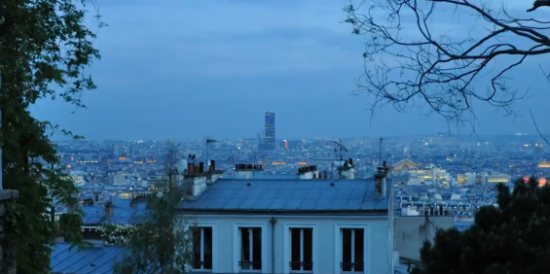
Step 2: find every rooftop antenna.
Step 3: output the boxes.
[332,139,348,161]
[379,137,385,166]
[206,138,217,165]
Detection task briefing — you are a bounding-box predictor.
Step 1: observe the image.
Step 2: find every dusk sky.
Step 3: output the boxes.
[30,0,550,140]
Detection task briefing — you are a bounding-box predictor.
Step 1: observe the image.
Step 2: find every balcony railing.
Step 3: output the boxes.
[340,262,365,272]
[238,260,262,270]
[289,261,313,271]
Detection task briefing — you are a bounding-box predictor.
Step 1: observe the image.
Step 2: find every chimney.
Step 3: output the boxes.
[234,163,261,179]
[349,158,353,166]
[199,162,204,173]
[105,201,114,219]
[383,161,390,174]
[374,165,388,198]
[439,206,443,215]
[430,207,434,215]
[188,163,194,174]
[211,160,216,171]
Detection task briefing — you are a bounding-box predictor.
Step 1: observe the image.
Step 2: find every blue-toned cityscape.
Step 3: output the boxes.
[5,0,550,272]
[47,111,549,274]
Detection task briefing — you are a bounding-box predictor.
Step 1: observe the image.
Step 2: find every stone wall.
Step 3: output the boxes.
[0,189,18,274]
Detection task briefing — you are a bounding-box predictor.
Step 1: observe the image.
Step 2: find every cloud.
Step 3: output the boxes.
[86,0,364,77]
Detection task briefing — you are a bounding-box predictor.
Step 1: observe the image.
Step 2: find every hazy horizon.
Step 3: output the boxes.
[30,0,550,140]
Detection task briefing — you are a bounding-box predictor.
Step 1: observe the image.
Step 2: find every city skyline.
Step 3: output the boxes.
[28,0,550,140]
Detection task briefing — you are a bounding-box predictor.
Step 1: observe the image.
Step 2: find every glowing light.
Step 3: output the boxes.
[539,178,547,187]
[524,177,530,183]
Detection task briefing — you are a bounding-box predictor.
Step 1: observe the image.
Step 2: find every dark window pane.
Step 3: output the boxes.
[303,228,313,271]
[241,228,251,262]
[290,229,301,270]
[355,229,365,272]
[192,228,202,269]
[342,229,352,271]
[203,227,213,269]
[252,228,262,270]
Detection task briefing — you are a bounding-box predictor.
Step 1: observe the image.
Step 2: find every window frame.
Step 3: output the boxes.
[283,223,318,274]
[232,222,268,273]
[191,223,218,272]
[334,224,369,274]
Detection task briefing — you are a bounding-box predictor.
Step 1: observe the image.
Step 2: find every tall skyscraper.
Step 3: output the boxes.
[264,112,275,150]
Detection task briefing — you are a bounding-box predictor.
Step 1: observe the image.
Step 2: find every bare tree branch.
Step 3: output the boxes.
[530,108,550,147]
[344,0,550,130]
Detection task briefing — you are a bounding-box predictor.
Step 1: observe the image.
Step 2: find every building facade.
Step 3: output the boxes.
[264,112,275,150]
[178,175,396,274]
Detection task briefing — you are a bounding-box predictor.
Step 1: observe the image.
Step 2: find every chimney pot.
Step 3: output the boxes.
[211,160,216,171]
[188,163,194,174]
[105,201,114,219]
[383,160,387,168]
[199,162,204,173]
[349,158,353,166]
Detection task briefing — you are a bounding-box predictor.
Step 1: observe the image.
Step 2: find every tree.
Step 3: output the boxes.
[112,147,194,274]
[112,195,194,274]
[412,177,550,274]
[344,0,550,130]
[0,0,103,273]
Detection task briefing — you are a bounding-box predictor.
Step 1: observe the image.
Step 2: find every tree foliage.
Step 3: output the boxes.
[344,0,550,129]
[412,177,550,274]
[0,0,103,273]
[112,195,194,274]
[113,147,193,274]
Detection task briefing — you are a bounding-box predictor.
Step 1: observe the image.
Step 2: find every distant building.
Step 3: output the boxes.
[263,112,275,150]
[539,160,550,168]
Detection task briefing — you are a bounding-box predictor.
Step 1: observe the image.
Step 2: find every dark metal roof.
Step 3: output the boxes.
[81,199,147,226]
[51,243,125,274]
[178,179,391,212]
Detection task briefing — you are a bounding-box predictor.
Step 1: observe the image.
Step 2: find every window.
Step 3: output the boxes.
[239,228,262,271]
[193,227,213,270]
[289,228,313,272]
[341,229,364,273]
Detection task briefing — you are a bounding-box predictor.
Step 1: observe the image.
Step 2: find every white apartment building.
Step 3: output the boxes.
[177,169,396,274]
